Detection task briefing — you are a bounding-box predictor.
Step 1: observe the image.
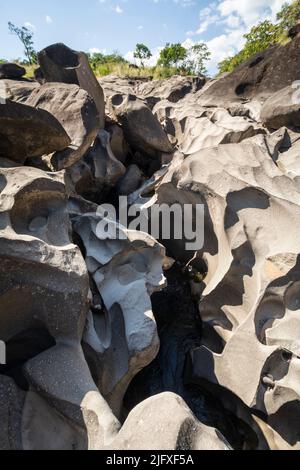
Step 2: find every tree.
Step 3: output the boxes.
[217,20,280,74]
[185,43,211,76]
[217,0,300,74]
[276,0,300,31]
[157,43,187,68]
[134,43,152,67]
[8,22,37,64]
[243,20,281,56]
[88,50,127,71]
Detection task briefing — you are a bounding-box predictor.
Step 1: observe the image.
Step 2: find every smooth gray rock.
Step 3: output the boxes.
[26,83,99,169]
[108,94,174,158]
[0,63,26,80]
[261,85,300,130]
[117,164,144,195]
[38,43,105,129]
[0,99,71,163]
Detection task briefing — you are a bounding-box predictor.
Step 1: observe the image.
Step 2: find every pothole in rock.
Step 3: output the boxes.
[124,263,255,450]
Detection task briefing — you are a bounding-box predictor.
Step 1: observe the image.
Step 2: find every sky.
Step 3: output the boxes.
[0,0,291,75]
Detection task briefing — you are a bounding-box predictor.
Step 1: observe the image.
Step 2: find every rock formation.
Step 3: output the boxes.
[1,36,300,451]
[38,43,105,129]
[0,63,26,80]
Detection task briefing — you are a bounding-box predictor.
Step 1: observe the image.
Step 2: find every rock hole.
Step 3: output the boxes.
[235,83,251,96]
[111,94,125,107]
[249,56,263,68]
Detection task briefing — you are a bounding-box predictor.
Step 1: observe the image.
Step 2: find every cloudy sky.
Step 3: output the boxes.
[0,0,290,74]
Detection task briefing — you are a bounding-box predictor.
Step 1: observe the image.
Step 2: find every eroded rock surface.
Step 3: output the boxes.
[108,93,174,158]
[0,100,70,163]
[198,37,300,107]
[1,34,300,452]
[0,63,26,80]
[26,82,100,170]
[38,43,105,129]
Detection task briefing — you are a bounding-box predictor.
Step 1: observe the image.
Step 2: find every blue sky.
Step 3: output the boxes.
[0,0,290,74]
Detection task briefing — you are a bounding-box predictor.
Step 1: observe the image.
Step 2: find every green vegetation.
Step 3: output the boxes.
[7,2,300,81]
[88,41,211,79]
[8,22,37,65]
[157,42,211,75]
[157,43,187,68]
[134,43,152,67]
[185,43,211,75]
[7,21,211,80]
[218,0,300,74]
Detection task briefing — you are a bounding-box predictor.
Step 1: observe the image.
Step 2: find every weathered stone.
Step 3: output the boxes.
[137,75,207,109]
[67,130,125,201]
[1,79,39,103]
[106,393,230,450]
[108,94,174,158]
[198,37,300,107]
[261,85,300,130]
[26,83,99,169]
[38,43,105,128]
[0,376,24,450]
[151,139,300,449]
[0,100,70,163]
[107,123,129,163]
[0,166,120,450]
[154,100,265,154]
[117,164,144,195]
[72,201,167,417]
[0,63,26,80]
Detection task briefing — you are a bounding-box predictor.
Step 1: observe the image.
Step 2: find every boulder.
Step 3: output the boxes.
[151,139,300,449]
[26,83,99,169]
[67,130,126,201]
[1,79,40,103]
[0,100,71,163]
[261,85,300,130]
[137,75,207,109]
[99,75,147,102]
[106,393,230,450]
[198,37,300,107]
[108,94,174,158]
[0,376,24,450]
[117,164,144,196]
[38,43,105,128]
[0,166,120,450]
[0,63,26,80]
[72,202,167,417]
[107,123,129,163]
[154,99,265,154]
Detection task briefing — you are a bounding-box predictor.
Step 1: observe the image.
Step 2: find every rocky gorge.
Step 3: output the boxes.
[0,38,300,450]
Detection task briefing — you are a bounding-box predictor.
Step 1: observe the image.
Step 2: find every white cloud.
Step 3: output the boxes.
[125,46,163,67]
[173,0,196,6]
[218,0,288,27]
[186,0,291,74]
[113,4,123,13]
[89,47,107,54]
[45,15,53,24]
[206,27,248,73]
[24,22,36,31]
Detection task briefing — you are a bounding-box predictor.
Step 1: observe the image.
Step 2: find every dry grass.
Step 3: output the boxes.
[24,62,189,81]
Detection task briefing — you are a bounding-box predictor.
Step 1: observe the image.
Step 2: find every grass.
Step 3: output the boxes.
[23,61,194,81]
[91,62,192,80]
[24,64,36,78]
